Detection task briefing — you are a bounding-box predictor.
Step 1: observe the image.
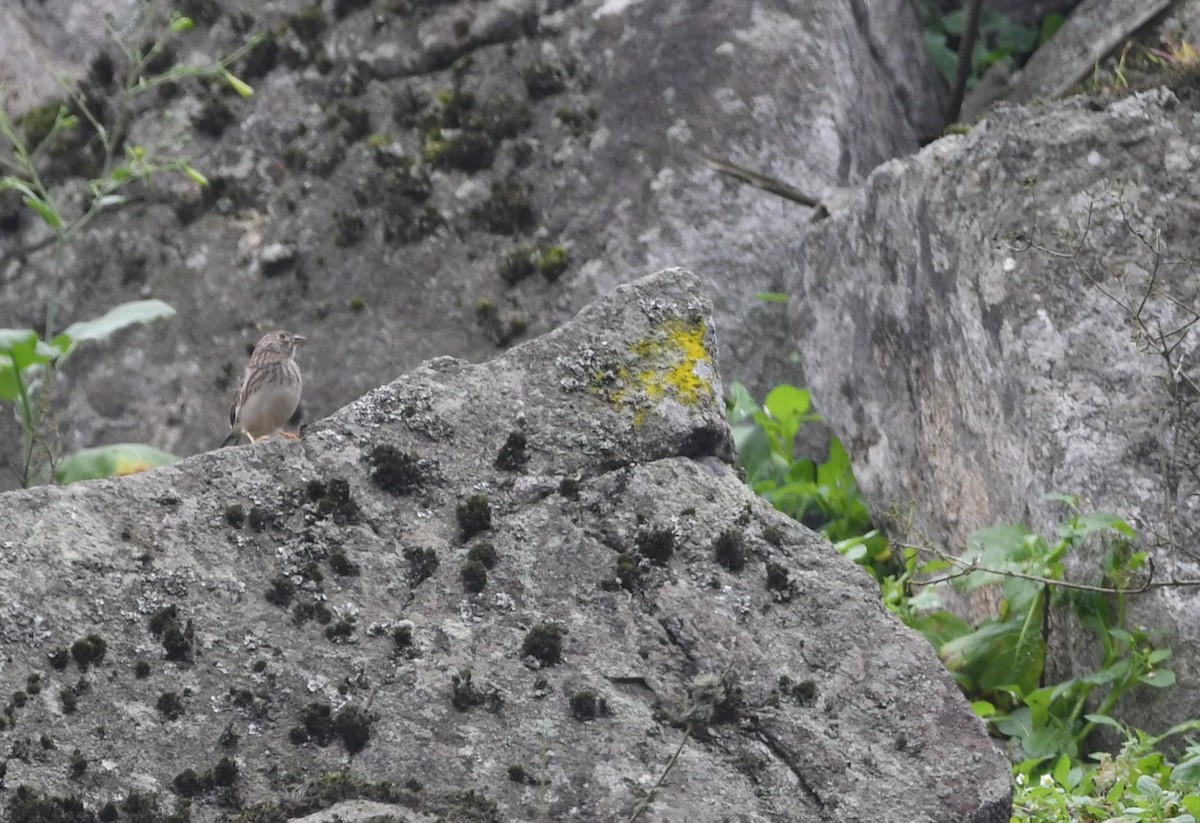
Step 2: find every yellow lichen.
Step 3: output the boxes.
[610,318,714,423]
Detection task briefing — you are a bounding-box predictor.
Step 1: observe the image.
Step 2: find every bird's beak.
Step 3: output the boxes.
[293,335,307,346]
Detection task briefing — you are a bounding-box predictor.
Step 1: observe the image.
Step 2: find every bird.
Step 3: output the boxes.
[222,330,306,447]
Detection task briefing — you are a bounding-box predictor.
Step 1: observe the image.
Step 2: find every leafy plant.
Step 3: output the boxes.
[1013,722,1200,822]
[1,302,177,485]
[729,382,1190,809]
[920,2,1062,91]
[0,3,261,485]
[727,382,892,574]
[902,498,1172,766]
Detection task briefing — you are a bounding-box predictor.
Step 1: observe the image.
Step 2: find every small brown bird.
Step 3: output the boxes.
[222,330,306,447]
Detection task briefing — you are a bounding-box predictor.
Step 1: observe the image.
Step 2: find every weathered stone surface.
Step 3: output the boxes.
[0,0,944,490]
[0,270,1009,822]
[786,87,1200,730]
[1005,0,1171,104]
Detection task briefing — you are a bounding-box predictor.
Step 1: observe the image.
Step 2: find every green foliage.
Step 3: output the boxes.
[730,382,1198,818]
[919,2,1063,91]
[903,499,1171,767]
[728,382,891,574]
[54,442,180,485]
[1013,722,1200,821]
[0,3,262,486]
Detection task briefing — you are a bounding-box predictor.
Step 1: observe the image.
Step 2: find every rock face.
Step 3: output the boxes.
[0,271,1010,822]
[0,0,944,490]
[786,88,1200,729]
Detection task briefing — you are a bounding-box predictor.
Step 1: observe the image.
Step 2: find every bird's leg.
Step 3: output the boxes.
[278,431,301,441]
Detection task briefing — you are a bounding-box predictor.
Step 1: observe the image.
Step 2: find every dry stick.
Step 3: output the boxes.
[946,0,985,123]
[626,656,739,823]
[698,154,821,207]
[626,725,693,823]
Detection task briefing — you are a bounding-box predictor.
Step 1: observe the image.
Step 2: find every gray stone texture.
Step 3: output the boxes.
[786,87,1200,731]
[0,271,1010,821]
[0,0,945,490]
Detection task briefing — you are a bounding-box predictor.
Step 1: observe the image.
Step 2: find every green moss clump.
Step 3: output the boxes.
[392,625,413,651]
[156,691,185,721]
[569,689,609,721]
[456,495,493,540]
[328,549,361,576]
[536,246,570,281]
[636,526,676,566]
[134,661,151,679]
[366,445,426,495]
[450,669,486,711]
[474,299,527,347]
[507,763,530,783]
[474,179,535,235]
[521,623,564,667]
[148,605,195,662]
[766,562,791,594]
[224,504,246,528]
[613,552,640,591]
[306,478,361,525]
[494,431,528,471]
[48,647,70,671]
[762,525,784,546]
[554,107,595,137]
[3,785,91,823]
[60,684,78,714]
[558,477,580,499]
[405,547,439,587]
[713,529,746,571]
[247,505,274,531]
[289,702,372,753]
[778,675,818,706]
[499,246,536,285]
[425,129,496,171]
[324,617,356,641]
[266,575,296,608]
[467,542,498,569]
[461,560,488,593]
[349,296,366,312]
[70,634,107,671]
[524,60,567,98]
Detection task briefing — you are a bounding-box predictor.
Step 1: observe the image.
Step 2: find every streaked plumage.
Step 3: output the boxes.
[222,330,306,447]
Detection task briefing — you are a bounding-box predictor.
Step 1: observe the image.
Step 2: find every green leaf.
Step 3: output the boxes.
[1171,756,1200,787]
[1042,492,1079,507]
[54,443,180,484]
[170,14,195,32]
[22,193,62,230]
[222,70,254,98]
[1147,648,1172,666]
[61,299,176,345]
[1052,753,1071,786]
[0,328,38,356]
[1084,713,1125,730]
[1141,669,1175,689]
[182,164,209,187]
[0,361,18,402]
[755,292,789,303]
[971,700,995,718]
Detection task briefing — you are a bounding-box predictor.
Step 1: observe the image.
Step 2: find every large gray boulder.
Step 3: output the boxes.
[786,87,1200,730]
[0,0,944,490]
[0,270,1010,822]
